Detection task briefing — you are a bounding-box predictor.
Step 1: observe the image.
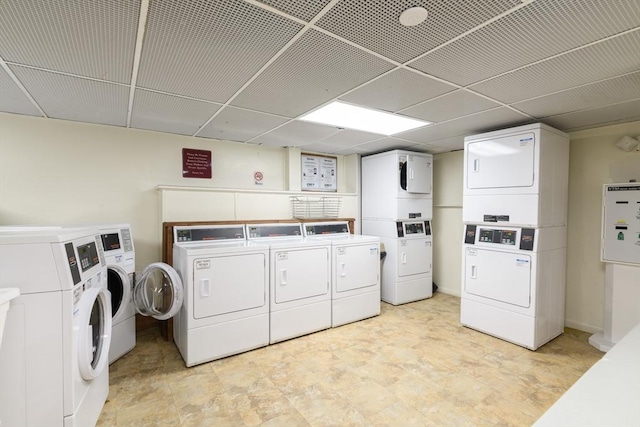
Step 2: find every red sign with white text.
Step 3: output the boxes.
[182,148,212,179]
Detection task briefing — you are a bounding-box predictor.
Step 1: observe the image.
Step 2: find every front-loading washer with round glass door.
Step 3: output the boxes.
[0,227,112,427]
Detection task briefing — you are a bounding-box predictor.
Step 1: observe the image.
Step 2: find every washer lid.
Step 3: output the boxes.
[133,262,183,320]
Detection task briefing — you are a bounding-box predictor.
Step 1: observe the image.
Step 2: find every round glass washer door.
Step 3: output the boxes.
[106,264,131,321]
[78,286,112,381]
[133,262,183,321]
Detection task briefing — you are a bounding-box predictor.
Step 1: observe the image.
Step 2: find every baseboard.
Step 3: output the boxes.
[436,287,461,297]
[564,319,602,334]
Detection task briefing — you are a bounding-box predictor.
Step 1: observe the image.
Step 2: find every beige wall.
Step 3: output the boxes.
[432,120,640,333]
[0,113,357,269]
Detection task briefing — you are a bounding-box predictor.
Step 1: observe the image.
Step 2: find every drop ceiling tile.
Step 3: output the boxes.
[0,0,139,83]
[316,0,517,63]
[10,65,128,126]
[352,138,422,155]
[470,31,640,104]
[255,0,332,22]
[137,0,303,102]
[409,0,640,86]
[130,89,222,136]
[297,142,343,155]
[0,67,42,116]
[542,99,640,132]
[252,120,341,147]
[512,72,640,118]
[231,29,395,117]
[424,136,466,151]
[396,107,531,143]
[316,129,384,148]
[198,106,290,143]
[339,69,456,113]
[401,90,501,123]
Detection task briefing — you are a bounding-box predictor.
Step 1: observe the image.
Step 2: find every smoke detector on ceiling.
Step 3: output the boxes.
[399,7,428,27]
[616,136,640,152]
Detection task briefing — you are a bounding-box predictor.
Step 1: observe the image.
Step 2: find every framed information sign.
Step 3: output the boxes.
[301,153,337,192]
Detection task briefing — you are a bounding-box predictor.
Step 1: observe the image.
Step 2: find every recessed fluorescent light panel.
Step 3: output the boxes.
[299,101,431,135]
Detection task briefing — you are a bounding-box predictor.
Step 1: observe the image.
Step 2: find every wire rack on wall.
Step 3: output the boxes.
[290,196,341,219]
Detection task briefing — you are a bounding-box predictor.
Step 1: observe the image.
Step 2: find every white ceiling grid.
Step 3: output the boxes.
[0,0,638,155]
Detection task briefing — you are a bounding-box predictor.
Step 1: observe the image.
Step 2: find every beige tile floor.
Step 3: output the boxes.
[97,293,604,426]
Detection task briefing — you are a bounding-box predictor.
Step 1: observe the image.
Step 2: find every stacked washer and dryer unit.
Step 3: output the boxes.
[362,150,434,305]
[0,227,112,427]
[460,123,570,350]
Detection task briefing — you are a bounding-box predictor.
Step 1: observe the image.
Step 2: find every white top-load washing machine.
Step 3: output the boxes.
[461,224,567,350]
[0,227,112,427]
[303,222,381,327]
[246,223,331,343]
[463,123,569,227]
[96,224,136,364]
[362,220,432,305]
[172,225,270,367]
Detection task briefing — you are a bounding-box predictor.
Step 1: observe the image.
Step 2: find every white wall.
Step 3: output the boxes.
[0,113,357,269]
[432,120,640,334]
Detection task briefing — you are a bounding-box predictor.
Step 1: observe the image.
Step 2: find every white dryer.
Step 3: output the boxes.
[362,220,432,305]
[463,123,569,227]
[96,224,136,364]
[303,222,380,327]
[247,223,331,343]
[461,224,567,350]
[172,225,270,367]
[0,227,111,427]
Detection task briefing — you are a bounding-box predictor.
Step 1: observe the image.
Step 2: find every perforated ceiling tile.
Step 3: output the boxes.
[231,29,395,117]
[252,119,342,146]
[339,69,456,113]
[315,129,383,148]
[351,137,422,155]
[511,73,640,118]
[10,66,128,126]
[397,107,531,143]
[0,0,139,83]
[130,90,222,136]
[542,100,640,132]
[198,106,290,143]
[401,90,501,123]
[422,135,466,151]
[316,0,516,63]
[137,0,303,103]
[256,0,333,22]
[0,67,42,117]
[409,0,640,86]
[470,31,640,104]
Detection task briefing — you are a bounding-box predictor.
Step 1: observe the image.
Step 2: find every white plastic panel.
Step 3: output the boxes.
[601,184,640,265]
[466,132,535,190]
[397,238,431,277]
[273,247,329,303]
[192,253,267,319]
[334,244,379,293]
[464,248,531,308]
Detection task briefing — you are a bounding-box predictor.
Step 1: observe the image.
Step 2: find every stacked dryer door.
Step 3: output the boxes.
[97,224,136,364]
[0,228,111,427]
[303,222,381,327]
[247,223,331,343]
[362,220,432,305]
[171,225,269,367]
[461,123,569,350]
